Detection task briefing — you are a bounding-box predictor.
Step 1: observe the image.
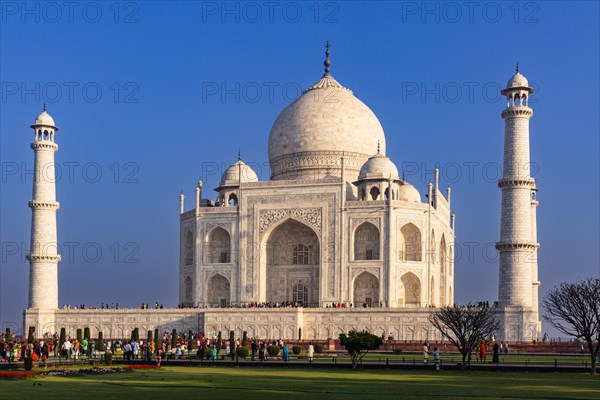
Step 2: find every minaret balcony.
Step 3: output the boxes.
[501,107,533,119]
[495,241,540,251]
[30,141,58,151]
[26,254,62,262]
[28,201,60,209]
[497,178,535,189]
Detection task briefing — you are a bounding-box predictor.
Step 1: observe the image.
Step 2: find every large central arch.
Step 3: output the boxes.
[263,219,320,305]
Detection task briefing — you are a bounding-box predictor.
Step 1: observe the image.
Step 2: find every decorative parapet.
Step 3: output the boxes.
[199,207,238,213]
[346,200,387,207]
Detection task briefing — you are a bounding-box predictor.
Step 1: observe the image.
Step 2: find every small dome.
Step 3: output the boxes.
[506,72,529,89]
[397,183,421,202]
[219,160,259,187]
[358,152,399,181]
[33,110,56,127]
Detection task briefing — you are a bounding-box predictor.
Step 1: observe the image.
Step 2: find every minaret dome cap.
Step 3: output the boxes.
[31,105,58,130]
[502,64,534,95]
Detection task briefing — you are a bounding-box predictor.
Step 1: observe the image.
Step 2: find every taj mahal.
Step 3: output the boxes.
[23,46,541,342]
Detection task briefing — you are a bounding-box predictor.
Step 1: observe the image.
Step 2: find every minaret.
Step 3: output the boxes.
[27,105,61,310]
[496,65,541,340]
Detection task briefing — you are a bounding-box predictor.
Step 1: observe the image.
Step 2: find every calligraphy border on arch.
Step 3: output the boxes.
[351,266,382,281]
[351,217,381,232]
[258,208,322,238]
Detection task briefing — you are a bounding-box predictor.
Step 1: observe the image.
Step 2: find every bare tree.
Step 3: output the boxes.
[429,304,499,371]
[543,278,600,375]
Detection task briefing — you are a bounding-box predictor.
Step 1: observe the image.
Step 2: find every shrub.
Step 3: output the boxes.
[59,328,66,348]
[76,329,82,342]
[314,344,323,354]
[236,346,249,359]
[204,348,213,359]
[104,352,113,365]
[24,357,33,371]
[292,345,302,355]
[84,327,90,340]
[242,331,248,347]
[267,345,280,357]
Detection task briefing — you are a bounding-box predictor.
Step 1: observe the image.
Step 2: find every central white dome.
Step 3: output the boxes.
[268,74,386,181]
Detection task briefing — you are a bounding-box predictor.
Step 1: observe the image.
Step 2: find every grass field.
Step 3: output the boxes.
[1,366,598,400]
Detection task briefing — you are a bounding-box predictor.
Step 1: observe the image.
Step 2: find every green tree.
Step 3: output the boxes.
[59,328,66,348]
[147,330,153,361]
[171,329,177,348]
[229,331,235,358]
[543,278,600,375]
[97,332,105,351]
[429,304,499,371]
[27,326,35,344]
[154,328,160,353]
[339,330,383,369]
[242,331,248,347]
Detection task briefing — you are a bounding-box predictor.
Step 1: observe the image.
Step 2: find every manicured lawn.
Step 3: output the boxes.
[1,366,598,400]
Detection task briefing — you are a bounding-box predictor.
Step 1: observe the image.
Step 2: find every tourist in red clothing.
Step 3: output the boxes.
[479,343,487,363]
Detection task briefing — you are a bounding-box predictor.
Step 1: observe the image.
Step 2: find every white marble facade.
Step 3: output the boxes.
[179,61,456,312]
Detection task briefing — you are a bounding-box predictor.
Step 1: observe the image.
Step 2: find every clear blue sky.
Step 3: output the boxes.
[1,1,598,336]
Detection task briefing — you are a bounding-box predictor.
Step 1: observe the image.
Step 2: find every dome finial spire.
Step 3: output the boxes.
[516,62,519,73]
[238,148,242,161]
[324,41,331,76]
[43,102,46,112]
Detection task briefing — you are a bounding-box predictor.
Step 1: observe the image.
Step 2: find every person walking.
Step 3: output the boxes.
[81,337,88,359]
[282,343,289,362]
[211,344,217,361]
[492,342,500,363]
[307,342,314,363]
[479,342,487,363]
[433,347,440,370]
[251,340,257,361]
